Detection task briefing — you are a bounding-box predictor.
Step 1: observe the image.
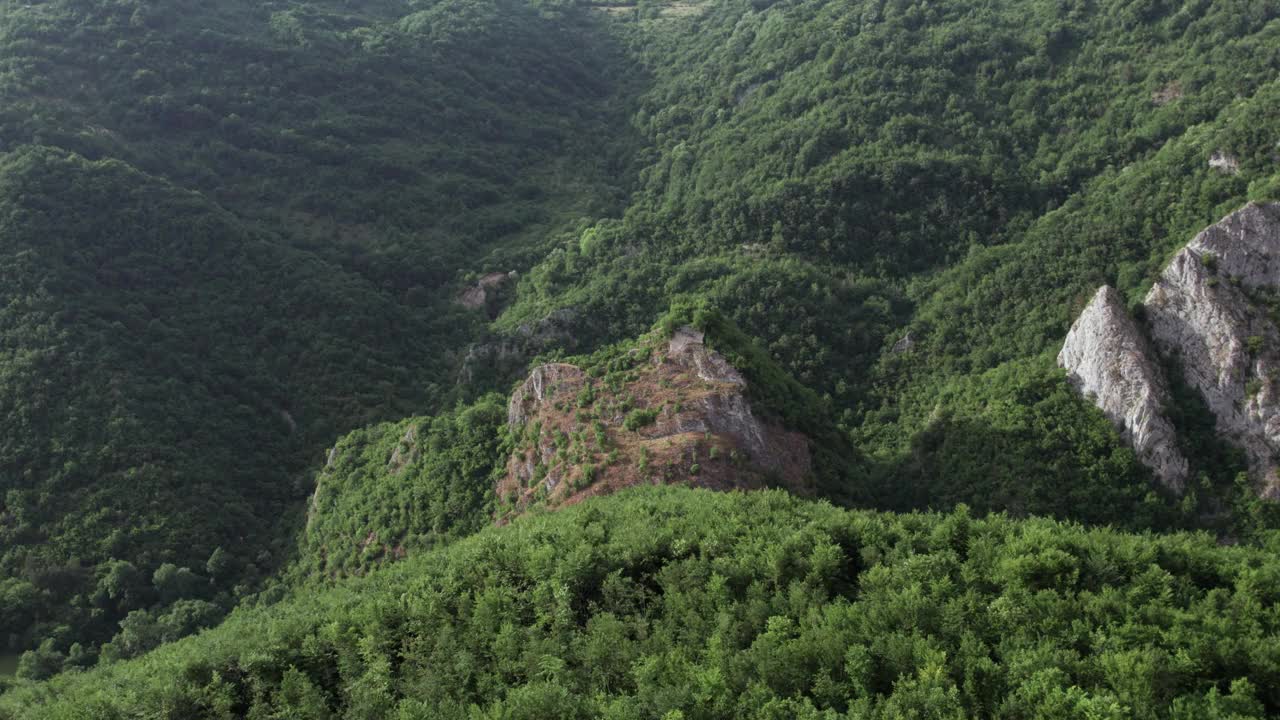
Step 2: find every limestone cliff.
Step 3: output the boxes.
[1060,202,1280,500]
[1144,202,1280,498]
[1058,286,1188,492]
[498,326,812,516]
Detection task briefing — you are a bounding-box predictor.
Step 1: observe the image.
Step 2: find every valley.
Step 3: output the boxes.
[1,0,1279,716]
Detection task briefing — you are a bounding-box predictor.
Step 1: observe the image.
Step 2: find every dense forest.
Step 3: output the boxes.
[9,488,1280,718]
[0,0,633,667]
[2,0,1280,713]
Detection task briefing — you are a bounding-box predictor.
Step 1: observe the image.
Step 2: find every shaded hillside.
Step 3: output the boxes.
[0,0,632,244]
[0,0,637,660]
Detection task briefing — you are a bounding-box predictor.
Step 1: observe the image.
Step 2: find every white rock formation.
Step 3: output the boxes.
[1144,203,1280,498]
[1209,150,1240,175]
[1059,285,1189,492]
[668,325,745,386]
[506,363,586,427]
[1185,202,1280,290]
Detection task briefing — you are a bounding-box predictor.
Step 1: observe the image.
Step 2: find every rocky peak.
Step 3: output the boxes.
[1062,203,1280,500]
[1058,285,1188,493]
[1144,202,1280,498]
[667,325,745,386]
[497,326,812,518]
[507,363,586,427]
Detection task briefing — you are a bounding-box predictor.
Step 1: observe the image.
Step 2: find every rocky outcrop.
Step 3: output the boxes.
[1144,202,1280,498]
[458,307,588,387]
[1183,202,1280,289]
[457,271,515,311]
[387,425,418,474]
[890,332,916,354]
[497,326,811,517]
[307,445,341,531]
[1058,286,1188,492]
[1209,151,1240,175]
[1060,204,1280,499]
[667,326,745,385]
[507,363,587,426]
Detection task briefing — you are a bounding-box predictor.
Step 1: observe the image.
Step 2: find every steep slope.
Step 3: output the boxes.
[501,0,1280,522]
[5,0,1280,692]
[0,0,635,661]
[1058,285,1188,492]
[507,0,1280,394]
[1143,203,1280,498]
[0,147,441,657]
[297,311,855,580]
[1058,203,1280,523]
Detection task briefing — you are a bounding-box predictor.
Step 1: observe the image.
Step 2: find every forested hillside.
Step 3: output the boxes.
[0,0,633,666]
[505,0,1280,522]
[3,0,1280,710]
[9,488,1280,718]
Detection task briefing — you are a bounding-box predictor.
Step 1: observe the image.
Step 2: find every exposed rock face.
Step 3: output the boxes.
[387,425,419,474]
[1059,204,1280,499]
[498,326,812,517]
[307,444,342,530]
[457,271,515,311]
[1209,150,1240,175]
[1058,286,1188,492]
[507,363,587,427]
[1144,202,1280,498]
[668,326,745,385]
[1184,202,1280,289]
[458,307,588,387]
[890,332,916,354]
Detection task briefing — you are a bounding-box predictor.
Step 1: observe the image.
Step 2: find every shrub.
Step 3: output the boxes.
[623,408,659,431]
